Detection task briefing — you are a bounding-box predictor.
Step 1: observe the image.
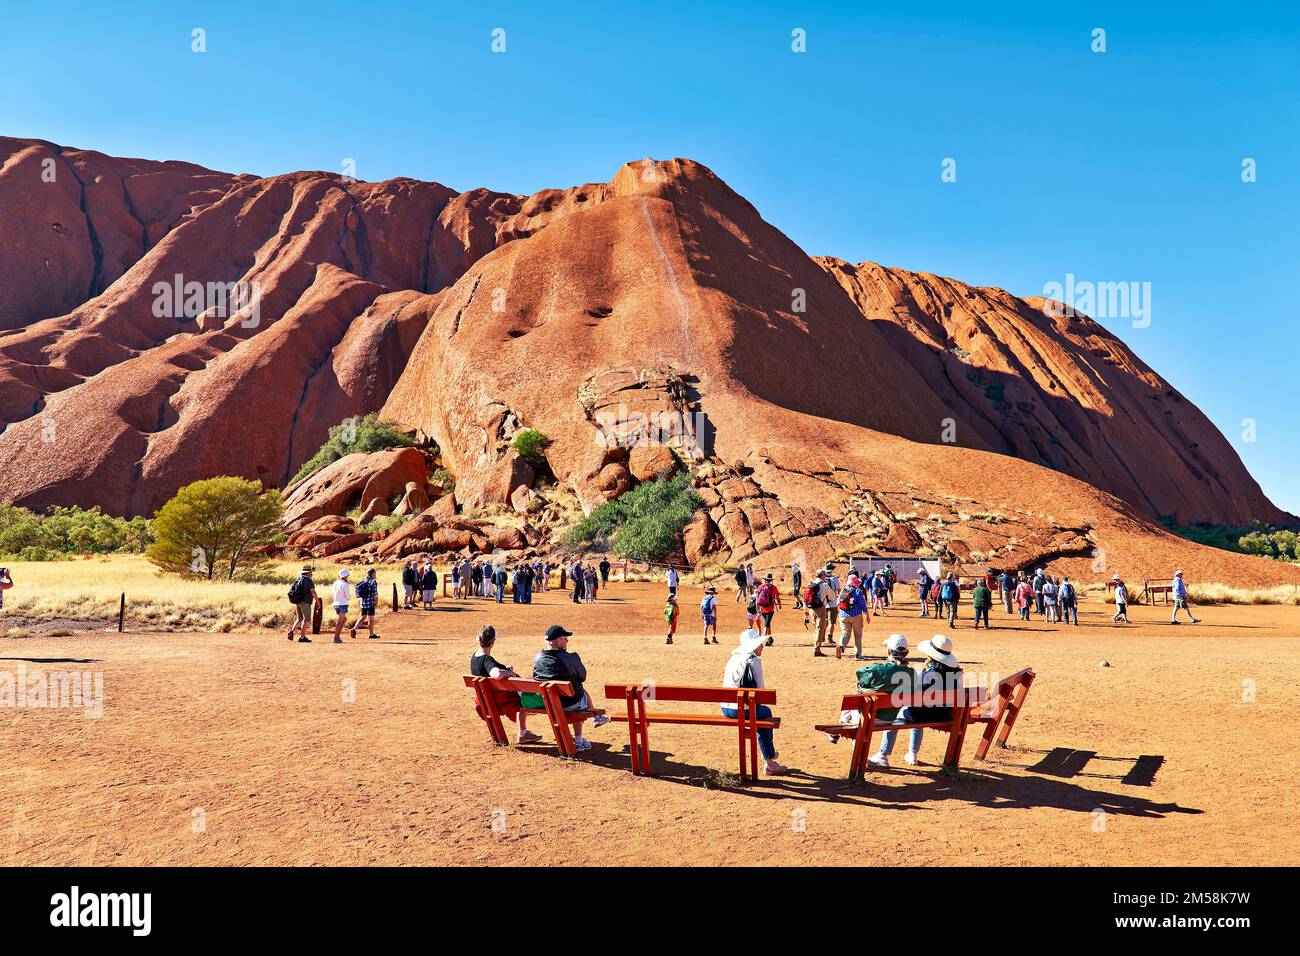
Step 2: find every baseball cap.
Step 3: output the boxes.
[545,625,573,641]
[884,634,909,652]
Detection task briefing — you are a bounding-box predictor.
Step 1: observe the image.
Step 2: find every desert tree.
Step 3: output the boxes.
[147,477,284,580]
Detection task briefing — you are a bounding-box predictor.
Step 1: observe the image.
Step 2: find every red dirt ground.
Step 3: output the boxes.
[1,581,1296,866]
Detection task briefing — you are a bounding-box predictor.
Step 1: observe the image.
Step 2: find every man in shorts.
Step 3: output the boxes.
[353,567,380,639]
[288,565,318,643]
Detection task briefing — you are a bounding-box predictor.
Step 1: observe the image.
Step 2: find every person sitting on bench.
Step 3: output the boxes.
[721,630,789,775]
[856,634,917,767]
[470,625,541,745]
[870,635,962,768]
[532,624,610,752]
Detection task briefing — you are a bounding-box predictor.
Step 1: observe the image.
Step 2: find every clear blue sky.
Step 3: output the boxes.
[4,1,1297,515]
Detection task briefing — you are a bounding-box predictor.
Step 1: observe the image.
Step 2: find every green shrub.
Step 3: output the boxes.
[0,503,152,558]
[147,477,284,580]
[1160,516,1299,563]
[511,429,550,464]
[564,472,701,561]
[292,413,416,485]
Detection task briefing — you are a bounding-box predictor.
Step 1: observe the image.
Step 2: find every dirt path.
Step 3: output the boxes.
[0,582,1296,865]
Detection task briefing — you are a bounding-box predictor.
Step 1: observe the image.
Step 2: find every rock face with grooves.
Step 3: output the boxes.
[0,139,1294,586]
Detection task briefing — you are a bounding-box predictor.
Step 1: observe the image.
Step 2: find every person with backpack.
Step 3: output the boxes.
[1042,576,1059,623]
[884,564,896,607]
[1112,577,1131,623]
[805,569,837,656]
[891,635,962,766]
[791,561,803,609]
[1058,575,1079,625]
[824,563,842,636]
[287,565,319,643]
[755,573,782,645]
[940,574,960,628]
[1170,570,1200,624]
[860,634,919,767]
[1032,568,1047,617]
[599,558,610,587]
[664,593,680,644]
[917,567,933,618]
[353,567,380,639]
[971,577,992,630]
[871,572,889,615]
[721,629,789,775]
[745,590,762,632]
[330,569,353,644]
[700,586,719,644]
[835,573,870,660]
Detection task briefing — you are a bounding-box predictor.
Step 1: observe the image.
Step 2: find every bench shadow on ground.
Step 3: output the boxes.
[0,657,101,664]
[525,742,1200,820]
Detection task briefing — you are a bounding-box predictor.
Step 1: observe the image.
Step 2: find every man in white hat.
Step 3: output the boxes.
[860,635,919,768]
[720,630,788,775]
[331,569,353,644]
[1112,575,1130,624]
[1170,570,1199,624]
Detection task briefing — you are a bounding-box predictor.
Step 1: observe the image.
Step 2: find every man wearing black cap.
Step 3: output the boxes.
[532,625,610,752]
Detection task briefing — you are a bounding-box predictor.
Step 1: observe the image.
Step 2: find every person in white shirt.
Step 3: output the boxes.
[666,565,680,593]
[721,630,788,775]
[330,570,353,644]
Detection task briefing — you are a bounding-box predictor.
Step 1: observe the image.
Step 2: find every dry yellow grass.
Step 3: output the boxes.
[0,555,420,633]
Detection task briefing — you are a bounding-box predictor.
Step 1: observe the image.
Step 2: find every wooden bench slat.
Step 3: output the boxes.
[603,683,777,705]
[610,713,780,729]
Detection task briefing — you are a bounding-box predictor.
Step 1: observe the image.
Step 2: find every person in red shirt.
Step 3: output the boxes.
[755,573,783,646]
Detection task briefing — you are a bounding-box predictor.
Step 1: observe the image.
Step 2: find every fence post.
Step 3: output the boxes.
[312,598,322,635]
[118,592,125,633]
[392,582,399,612]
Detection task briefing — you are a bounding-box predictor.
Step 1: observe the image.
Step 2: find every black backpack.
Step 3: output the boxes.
[287,576,307,604]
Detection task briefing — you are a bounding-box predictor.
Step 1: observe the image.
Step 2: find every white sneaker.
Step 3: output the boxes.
[592,714,610,728]
[868,753,890,769]
[572,736,592,752]
[903,751,918,766]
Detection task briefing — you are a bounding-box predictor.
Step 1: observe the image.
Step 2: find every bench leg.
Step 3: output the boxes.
[474,683,509,746]
[634,693,651,775]
[543,689,575,758]
[996,677,1033,749]
[942,705,971,769]
[975,692,1010,760]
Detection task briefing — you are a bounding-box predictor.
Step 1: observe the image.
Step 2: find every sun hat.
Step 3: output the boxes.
[338,569,350,579]
[918,635,958,668]
[1174,569,1183,576]
[883,633,909,652]
[544,625,573,642]
[764,573,774,581]
[847,574,861,586]
[302,565,314,574]
[734,629,766,656]
[705,586,717,593]
[1111,574,1121,581]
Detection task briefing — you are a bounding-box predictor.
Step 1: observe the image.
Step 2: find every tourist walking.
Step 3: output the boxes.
[288,565,319,643]
[701,586,719,643]
[1112,577,1131,623]
[1170,570,1200,624]
[835,573,870,660]
[1059,575,1079,625]
[353,567,379,639]
[330,569,352,644]
[971,577,992,630]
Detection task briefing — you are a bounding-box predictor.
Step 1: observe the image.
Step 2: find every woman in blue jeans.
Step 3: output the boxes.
[875,635,962,767]
[721,630,789,775]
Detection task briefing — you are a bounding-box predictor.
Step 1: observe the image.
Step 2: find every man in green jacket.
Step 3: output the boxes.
[856,634,916,722]
[972,580,993,630]
[861,634,918,768]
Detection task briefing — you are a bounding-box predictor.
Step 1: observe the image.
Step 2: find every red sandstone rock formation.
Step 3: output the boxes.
[1,138,1294,587]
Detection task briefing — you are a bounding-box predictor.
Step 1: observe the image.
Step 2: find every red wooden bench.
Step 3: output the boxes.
[464,675,605,759]
[604,683,780,783]
[815,668,1035,777]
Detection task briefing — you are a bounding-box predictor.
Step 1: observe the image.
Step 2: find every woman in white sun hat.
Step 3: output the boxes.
[870,634,963,768]
[720,629,789,775]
